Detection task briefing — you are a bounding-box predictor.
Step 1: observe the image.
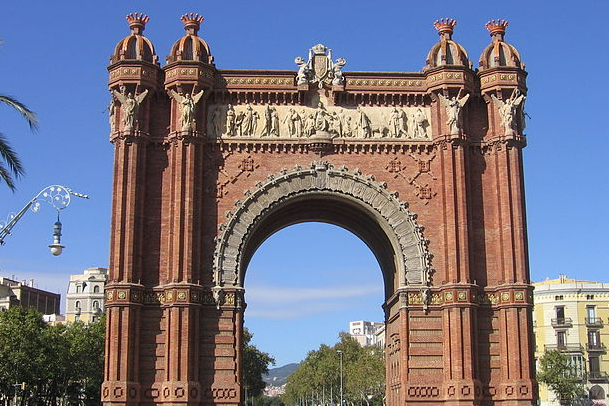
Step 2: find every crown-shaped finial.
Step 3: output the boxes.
[126,13,149,35]
[181,13,204,35]
[486,19,509,40]
[434,18,457,39]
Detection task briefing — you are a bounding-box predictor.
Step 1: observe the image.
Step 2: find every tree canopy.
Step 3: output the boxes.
[243,327,276,399]
[283,333,384,406]
[536,349,586,406]
[0,306,105,405]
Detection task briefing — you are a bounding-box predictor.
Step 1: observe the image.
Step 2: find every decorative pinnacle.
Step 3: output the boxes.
[181,13,204,35]
[486,19,509,40]
[126,13,149,35]
[434,18,457,39]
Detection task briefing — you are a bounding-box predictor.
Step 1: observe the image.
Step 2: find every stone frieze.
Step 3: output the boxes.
[207,103,432,140]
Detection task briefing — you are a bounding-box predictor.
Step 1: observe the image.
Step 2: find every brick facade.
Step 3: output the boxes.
[103,14,536,406]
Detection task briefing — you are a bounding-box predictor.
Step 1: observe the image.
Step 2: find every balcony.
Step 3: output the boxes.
[586,343,607,352]
[587,371,609,382]
[544,344,584,353]
[551,318,573,328]
[585,317,604,327]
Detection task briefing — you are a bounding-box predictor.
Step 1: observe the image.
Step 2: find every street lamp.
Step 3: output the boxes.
[336,350,343,406]
[0,185,88,255]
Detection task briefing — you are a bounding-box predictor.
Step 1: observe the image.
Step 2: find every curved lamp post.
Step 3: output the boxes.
[0,185,88,255]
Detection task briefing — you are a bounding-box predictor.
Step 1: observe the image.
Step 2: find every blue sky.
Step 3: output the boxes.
[1,1,608,366]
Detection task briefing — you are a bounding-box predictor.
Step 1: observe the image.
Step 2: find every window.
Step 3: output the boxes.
[556,306,565,322]
[557,331,566,348]
[586,294,595,300]
[75,301,80,309]
[554,295,564,301]
[588,331,600,348]
[93,301,99,310]
[586,306,596,319]
[569,355,585,378]
[589,356,600,373]
[93,285,100,293]
[75,285,81,293]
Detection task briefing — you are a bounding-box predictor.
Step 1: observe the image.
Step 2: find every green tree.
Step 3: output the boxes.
[0,307,105,405]
[0,94,38,191]
[284,333,385,406]
[537,349,586,406]
[243,327,276,398]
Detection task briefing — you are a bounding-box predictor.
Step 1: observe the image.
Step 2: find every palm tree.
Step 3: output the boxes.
[0,94,38,191]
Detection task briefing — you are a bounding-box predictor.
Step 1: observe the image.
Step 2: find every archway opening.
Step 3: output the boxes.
[243,221,386,404]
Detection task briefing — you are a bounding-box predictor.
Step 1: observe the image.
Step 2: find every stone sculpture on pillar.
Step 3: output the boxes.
[492,90,526,136]
[113,87,149,131]
[169,89,205,131]
[439,93,470,134]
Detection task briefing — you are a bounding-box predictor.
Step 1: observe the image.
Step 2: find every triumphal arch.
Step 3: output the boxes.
[103,12,536,406]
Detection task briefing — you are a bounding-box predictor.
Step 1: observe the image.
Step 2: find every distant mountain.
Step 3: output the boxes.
[263,363,300,386]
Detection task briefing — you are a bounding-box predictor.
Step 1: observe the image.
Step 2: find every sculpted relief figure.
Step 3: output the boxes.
[169,89,205,131]
[388,107,408,138]
[283,108,301,137]
[210,107,223,137]
[240,104,259,136]
[226,104,236,136]
[439,93,470,134]
[491,90,526,136]
[356,107,372,138]
[412,108,429,139]
[314,102,332,133]
[270,108,280,136]
[113,87,149,131]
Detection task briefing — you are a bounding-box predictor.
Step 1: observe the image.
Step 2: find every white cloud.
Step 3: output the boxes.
[244,284,383,320]
[246,284,382,303]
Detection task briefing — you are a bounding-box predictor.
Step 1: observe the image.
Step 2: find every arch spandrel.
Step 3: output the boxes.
[213,161,434,294]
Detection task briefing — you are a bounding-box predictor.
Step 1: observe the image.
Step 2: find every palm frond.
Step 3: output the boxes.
[0,94,38,130]
[0,162,17,191]
[0,132,24,192]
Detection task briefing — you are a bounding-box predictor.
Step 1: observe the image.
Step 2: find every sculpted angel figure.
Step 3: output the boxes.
[169,89,205,131]
[439,93,470,134]
[304,113,316,137]
[491,90,526,136]
[113,88,149,131]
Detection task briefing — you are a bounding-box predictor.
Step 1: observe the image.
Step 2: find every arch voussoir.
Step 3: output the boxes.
[213,161,434,289]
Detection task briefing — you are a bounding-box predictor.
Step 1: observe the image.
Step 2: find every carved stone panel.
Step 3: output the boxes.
[207,103,432,140]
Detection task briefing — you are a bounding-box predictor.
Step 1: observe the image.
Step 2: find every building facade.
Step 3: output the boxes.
[533,276,609,405]
[349,320,384,347]
[65,267,108,323]
[0,276,60,314]
[103,13,535,406]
